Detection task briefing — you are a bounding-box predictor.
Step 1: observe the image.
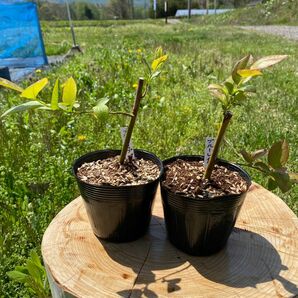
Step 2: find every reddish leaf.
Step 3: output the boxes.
[268,140,289,169]
[240,150,253,164]
[250,55,288,70]
[251,149,268,161]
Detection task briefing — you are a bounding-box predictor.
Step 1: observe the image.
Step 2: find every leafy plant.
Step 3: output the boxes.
[1,21,297,297]
[7,250,50,298]
[0,47,168,165]
[240,140,298,192]
[206,55,297,192]
[118,47,168,163]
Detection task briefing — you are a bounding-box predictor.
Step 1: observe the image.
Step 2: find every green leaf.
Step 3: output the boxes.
[1,101,45,118]
[268,140,289,169]
[254,161,270,173]
[58,103,69,111]
[51,79,59,110]
[151,71,161,79]
[271,170,292,193]
[268,178,278,191]
[37,106,52,111]
[232,54,252,84]
[0,77,24,92]
[224,81,234,95]
[21,78,48,99]
[250,55,288,70]
[15,266,28,274]
[93,98,109,120]
[29,250,43,269]
[237,69,262,78]
[240,150,253,164]
[26,261,43,283]
[151,55,168,71]
[154,46,163,59]
[62,77,77,107]
[7,270,29,283]
[233,90,246,104]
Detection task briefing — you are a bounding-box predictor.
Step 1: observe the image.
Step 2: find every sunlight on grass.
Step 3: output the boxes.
[0,20,297,296]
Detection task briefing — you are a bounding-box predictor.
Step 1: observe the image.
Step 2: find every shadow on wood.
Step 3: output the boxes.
[42,184,298,297]
[100,215,187,297]
[190,228,298,295]
[100,218,297,297]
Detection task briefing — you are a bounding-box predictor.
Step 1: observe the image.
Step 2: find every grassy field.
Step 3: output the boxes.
[190,0,298,26]
[1,20,297,296]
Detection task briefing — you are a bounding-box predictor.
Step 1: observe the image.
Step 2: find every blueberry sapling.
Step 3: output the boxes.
[206,54,297,192]
[0,47,168,166]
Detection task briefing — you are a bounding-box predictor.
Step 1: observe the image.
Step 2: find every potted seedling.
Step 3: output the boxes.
[0,47,168,242]
[160,55,298,255]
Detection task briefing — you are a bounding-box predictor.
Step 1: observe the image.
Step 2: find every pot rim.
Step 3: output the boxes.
[73,149,164,189]
[161,154,252,202]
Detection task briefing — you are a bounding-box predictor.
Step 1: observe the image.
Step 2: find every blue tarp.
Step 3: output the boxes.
[0,1,48,68]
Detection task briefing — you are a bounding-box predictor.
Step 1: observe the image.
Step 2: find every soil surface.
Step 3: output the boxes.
[77,156,160,186]
[162,159,248,199]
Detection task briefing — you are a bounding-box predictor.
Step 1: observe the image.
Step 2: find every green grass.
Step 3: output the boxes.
[189,0,298,26]
[0,20,297,297]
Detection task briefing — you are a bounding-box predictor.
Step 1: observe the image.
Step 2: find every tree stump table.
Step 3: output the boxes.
[42,183,298,297]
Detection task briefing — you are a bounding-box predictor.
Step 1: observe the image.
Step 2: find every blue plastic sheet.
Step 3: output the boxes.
[0,1,48,68]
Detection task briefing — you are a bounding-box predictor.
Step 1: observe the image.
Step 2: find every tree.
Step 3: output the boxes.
[85,5,94,20]
[107,0,133,19]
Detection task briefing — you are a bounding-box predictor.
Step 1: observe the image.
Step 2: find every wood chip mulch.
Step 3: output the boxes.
[77,156,160,186]
[162,159,248,199]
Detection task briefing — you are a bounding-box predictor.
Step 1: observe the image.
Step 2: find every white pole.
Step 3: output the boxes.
[153,0,157,18]
[65,0,77,47]
[164,1,168,24]
[188,0,191,19]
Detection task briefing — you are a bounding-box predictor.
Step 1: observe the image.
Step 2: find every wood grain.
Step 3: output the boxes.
[42,183,298,297]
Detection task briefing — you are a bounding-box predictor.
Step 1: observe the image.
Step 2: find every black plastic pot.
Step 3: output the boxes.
[160,155,251,256]
[73,149,163,242]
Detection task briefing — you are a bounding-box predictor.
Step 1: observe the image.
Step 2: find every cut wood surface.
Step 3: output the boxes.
[42,183,298,298]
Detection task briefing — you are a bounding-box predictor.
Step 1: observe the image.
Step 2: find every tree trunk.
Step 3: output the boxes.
[130,0,134,19]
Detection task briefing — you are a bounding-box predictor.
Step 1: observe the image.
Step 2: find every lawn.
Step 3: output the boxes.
[0,20,297,297]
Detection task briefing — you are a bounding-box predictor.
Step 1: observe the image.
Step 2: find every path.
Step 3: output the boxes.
[167,19,181,25]
[240,25,298,41]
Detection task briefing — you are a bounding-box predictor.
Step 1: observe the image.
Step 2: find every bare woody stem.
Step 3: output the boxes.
[109,111,134,117]
[237,163,268,175]
[119,78,144,164]
[204,110,233,180]
[74,111,133,117]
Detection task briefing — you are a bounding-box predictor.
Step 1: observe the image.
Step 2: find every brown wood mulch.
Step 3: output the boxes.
[162,159,248,199]
[77,156,160,187]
